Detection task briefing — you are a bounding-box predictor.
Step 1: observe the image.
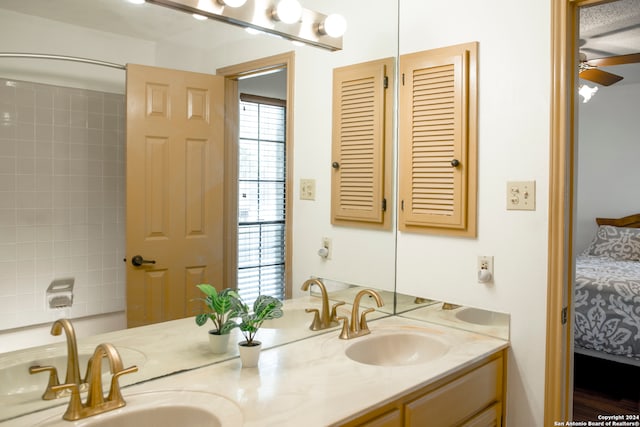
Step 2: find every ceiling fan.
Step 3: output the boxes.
[579,52,640,86]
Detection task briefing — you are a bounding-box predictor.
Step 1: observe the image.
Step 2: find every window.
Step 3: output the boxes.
[237,95,286,304]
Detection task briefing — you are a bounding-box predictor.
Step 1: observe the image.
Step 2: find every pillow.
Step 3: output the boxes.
[583,225,640,261]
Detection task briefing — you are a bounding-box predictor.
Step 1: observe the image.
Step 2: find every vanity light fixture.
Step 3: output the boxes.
[145,0,344,51]
[192,13,208,20]
[217,0,247,7]
[578,83,598,103]
[272,0,302,24]
[318,13,347,38]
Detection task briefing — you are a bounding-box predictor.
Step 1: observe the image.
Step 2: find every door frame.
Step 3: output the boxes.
[546,0,606,422]
[216,52,295,299]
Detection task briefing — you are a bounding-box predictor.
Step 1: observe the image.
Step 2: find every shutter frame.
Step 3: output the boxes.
[331,57,394,229]
[399,42,478,237]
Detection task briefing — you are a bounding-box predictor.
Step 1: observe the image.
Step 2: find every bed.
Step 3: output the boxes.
[573,213,640,366]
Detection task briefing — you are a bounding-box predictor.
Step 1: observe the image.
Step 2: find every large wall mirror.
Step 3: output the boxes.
[0,0,401,420]
[0,0,510,421]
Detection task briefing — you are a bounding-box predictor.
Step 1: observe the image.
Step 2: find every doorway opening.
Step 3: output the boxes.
[217,52,295,304]
[572,0,640,420]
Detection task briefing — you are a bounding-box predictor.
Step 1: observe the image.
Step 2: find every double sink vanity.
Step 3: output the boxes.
[1,287,509,426]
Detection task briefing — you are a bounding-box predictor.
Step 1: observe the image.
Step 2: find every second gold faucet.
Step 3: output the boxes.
[338,289,384,340]
[300,278,345,330]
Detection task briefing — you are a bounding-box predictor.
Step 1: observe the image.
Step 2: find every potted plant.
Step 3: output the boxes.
[235,295,283,367]
[194,284,241,354]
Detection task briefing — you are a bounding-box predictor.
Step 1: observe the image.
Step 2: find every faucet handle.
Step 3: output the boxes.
[51,383,84,421]
[329,301,345,324]
[359,308,376,333]
[337,315,351,340]
[304,308,323,330]
[107,365,138,404]
[29,365,61,400]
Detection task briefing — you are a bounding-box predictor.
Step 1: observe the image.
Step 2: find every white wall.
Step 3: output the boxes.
[396,1,550,425]
[576,82,640,253]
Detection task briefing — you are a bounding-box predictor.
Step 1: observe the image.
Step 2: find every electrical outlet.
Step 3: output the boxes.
[321,237,332,260]
[477,256,494,283]
[300,179,316,200]
[506,180,536,211]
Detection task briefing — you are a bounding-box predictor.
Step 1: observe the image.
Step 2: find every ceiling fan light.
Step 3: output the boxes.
[319,14,347,38]
[579,84,598,103]
[273,0,302,24]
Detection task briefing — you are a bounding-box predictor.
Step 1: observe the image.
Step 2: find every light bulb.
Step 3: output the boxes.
[321,14,347,38]
[579,84,598,103]
[218,0,247,7]
[274,0,302,24]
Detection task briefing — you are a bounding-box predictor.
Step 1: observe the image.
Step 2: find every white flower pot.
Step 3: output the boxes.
[238,340,262,368]
[208,331,231,354]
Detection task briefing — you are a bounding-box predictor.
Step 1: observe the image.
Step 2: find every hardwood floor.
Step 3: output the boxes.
[573,353,640,421]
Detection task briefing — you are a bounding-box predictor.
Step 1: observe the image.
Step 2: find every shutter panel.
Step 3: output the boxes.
[331,58,393,228]
[399,42,477,236]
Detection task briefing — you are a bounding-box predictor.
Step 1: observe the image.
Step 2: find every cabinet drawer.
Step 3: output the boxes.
[404,358,502,427]
[359,408,402,427]
[460,402,502,427]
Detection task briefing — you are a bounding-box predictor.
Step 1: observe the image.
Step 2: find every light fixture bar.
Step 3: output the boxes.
[146,0,343,51]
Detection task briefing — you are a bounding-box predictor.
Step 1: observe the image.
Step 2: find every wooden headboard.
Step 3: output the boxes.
[596,213,640,228]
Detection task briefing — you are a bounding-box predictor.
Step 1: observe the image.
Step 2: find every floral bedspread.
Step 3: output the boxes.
[574,255,640,361]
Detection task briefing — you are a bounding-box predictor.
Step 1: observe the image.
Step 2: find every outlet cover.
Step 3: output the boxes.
[300,179,316,200]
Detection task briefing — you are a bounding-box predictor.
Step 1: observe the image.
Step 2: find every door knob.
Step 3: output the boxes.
[131,255,156,267]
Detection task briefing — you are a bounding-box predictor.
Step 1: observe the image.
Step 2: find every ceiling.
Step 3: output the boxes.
[0,0,639,84]
[580,0,640,85]
[0,0,249,51]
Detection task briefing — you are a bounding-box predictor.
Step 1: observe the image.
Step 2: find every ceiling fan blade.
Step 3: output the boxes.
[579,68,623,86]
[587,53,640,67]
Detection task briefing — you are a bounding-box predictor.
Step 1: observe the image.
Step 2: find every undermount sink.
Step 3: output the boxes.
[35,390,243,427]
[454,307,509,327]
[0,346,146,404]
[345,332,449,366]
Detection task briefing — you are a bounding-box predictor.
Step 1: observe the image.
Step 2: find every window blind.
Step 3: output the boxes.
[237,98,286,305]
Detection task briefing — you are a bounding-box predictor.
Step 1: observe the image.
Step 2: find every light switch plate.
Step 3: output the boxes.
[506,180,535,211]
[300,179,316,200]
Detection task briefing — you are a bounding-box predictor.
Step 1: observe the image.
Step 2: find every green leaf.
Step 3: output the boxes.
[195,313,210,326]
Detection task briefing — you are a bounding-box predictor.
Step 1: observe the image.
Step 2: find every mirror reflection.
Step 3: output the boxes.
[0,0,509,422]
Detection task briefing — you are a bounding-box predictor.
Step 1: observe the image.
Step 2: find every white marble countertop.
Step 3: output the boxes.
[3,314,508,427]
[0,296,384,421]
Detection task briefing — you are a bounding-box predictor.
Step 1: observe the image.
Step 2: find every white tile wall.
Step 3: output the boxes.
[0,78,125,331]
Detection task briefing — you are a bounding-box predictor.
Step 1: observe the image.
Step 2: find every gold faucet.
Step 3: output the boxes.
[51,343,138,421]
[29,318,86,400]
[338,289,384,340]
[442,302,461,310]
[301,278,345,330]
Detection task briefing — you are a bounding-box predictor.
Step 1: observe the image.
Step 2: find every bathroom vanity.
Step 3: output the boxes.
[1,297,508,426]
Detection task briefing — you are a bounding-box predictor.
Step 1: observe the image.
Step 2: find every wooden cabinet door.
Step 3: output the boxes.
[404,358,501,427]
[398,42,478,237]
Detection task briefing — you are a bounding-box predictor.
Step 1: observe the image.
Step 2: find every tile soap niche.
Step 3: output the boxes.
[46,278,74,309]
